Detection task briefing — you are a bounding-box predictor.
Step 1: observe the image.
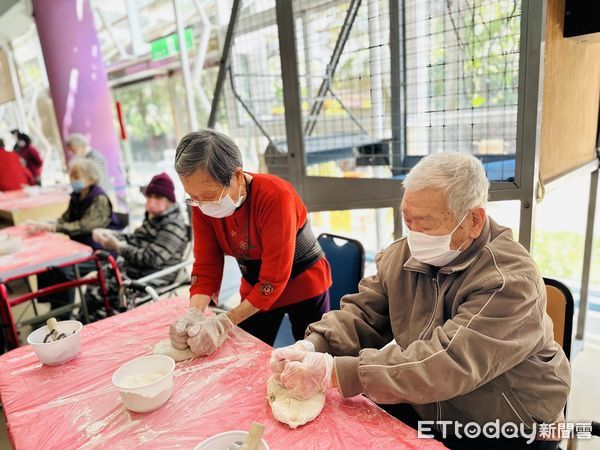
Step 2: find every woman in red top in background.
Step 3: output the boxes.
[169,129,332,355]
[12,130,43,185]
[0,138,34,191]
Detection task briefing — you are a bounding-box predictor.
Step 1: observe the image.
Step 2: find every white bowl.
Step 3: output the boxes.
[195,431,269,450]
[0,236,21,255]
[27,320,82,365]
[112,355,175,413]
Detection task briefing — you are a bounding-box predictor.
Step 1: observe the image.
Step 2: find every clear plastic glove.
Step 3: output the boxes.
[187,314,234,356]
[269,340,315,381]
[169,307,205,350]
[279,352,333,400]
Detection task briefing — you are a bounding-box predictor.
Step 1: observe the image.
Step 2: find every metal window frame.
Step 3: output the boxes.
[209,0,599,336]
[207,2,595,233]
[270,0,549,246]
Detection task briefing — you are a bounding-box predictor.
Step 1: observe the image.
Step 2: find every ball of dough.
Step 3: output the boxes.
[267,376,325,428]
[153,339,196,362]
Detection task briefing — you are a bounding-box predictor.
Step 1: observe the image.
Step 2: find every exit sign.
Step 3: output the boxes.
[150,28,195,61]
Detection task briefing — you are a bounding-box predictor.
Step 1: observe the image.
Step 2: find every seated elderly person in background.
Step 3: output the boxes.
[271,153,570,450]
[28,158,121,319]
[85,173,188,321]
[65,133,111,193]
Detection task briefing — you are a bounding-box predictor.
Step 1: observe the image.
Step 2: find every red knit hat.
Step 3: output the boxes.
[144,172,176,203]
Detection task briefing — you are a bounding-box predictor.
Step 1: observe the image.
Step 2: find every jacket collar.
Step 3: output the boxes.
[403,216,491,275]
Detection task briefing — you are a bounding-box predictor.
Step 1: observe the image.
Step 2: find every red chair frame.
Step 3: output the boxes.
[0,251,122,349]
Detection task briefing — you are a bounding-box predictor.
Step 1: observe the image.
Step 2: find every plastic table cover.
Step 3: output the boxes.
[0,188,69,213]
[0,297,446,450]
[0,226,92,281]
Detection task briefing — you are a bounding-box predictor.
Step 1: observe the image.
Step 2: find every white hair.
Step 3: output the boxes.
[65,133,89,151]
[403,152,489,219]
[69,157,101,185]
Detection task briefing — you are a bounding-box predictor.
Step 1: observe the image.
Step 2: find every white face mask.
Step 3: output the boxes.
[197,185,244,219]
[406,214,469,267]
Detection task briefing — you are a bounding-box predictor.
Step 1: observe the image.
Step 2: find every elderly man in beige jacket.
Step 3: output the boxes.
[271,153,570,450]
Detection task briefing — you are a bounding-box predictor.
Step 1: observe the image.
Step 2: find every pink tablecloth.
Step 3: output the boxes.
[0,187,69,212]
[0,226,92,281]
[0,298,445,450]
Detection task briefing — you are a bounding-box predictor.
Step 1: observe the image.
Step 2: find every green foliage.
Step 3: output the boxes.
[533,230,600,285]
[115,81,174,141]
[459,1,521,108]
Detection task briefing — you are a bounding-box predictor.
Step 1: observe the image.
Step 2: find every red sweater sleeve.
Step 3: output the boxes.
[189,207,224,302]
[246,188,299,310]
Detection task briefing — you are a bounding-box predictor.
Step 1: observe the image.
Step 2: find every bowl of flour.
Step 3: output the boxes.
[112,355,175,412]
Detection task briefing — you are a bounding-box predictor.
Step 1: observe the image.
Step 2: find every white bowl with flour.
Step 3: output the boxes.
[112,355,175,413]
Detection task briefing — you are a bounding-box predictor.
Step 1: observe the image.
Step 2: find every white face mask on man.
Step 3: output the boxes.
[197,185,244,219]
[406,213,469,267]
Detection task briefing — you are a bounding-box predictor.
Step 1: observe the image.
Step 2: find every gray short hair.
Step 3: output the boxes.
[69,157,101,185]
[174,129,243,185]
[65,133,89,150]
[403,153,489,219]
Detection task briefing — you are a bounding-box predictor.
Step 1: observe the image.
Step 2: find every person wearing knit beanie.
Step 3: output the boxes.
[143,172,177,218]
[144,172,176,203]
[87,171,188,321]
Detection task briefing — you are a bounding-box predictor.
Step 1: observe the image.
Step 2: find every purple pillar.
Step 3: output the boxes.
[33,0,126,205]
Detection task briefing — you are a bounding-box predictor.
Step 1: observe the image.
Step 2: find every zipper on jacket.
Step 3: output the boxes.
[501,392,530,428]
[418,274,440,341]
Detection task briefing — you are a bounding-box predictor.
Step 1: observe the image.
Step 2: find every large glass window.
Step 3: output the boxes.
[211,0,518,182]
[113,79,177,177]
[291,0,521,181]
[533,177,599,304]
[209,0,287,178]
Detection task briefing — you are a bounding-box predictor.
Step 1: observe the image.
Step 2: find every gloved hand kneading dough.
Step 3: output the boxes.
[279,352,333,400]
[269,339,315,382]
[169,307,205,350]
[187,313,234,356]
[153,340,196,362]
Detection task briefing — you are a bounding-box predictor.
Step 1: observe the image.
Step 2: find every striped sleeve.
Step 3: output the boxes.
[120,220,188,269]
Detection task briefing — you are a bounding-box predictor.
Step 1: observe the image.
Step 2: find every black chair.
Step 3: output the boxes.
[542,277,599,445]
[317,233,365,310]
[272,233,365,347]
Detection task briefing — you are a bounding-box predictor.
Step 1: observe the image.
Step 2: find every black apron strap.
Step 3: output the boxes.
[237,220,323,286]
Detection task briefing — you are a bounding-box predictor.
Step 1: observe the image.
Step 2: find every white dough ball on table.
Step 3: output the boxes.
[153,340,196,362]
[267,376,326,428]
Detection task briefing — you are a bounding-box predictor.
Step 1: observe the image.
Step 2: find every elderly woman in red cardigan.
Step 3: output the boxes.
[170,129,332,355]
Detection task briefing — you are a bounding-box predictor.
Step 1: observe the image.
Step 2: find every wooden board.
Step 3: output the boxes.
[540,0,600,182]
